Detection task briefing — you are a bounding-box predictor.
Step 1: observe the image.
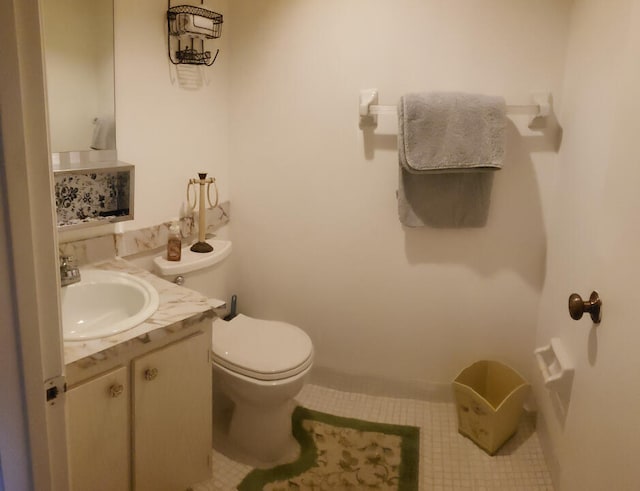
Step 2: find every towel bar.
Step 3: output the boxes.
[359,89,551,126]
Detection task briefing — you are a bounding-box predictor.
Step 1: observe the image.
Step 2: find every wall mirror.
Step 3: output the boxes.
[42,0,135,230]
[41,0,115,154]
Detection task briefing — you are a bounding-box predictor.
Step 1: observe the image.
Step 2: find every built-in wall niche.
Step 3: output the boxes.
[54,161,134,230]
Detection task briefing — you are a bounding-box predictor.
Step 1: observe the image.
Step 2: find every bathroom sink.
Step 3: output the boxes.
[61,270,160,341]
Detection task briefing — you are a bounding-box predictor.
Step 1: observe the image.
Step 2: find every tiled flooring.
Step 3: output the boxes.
[193,384,554,491]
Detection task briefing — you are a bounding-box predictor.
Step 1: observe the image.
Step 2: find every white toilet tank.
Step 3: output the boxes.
[153,239,233,304]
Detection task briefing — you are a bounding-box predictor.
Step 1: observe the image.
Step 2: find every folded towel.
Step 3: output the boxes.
[90,117,115,150]
[397,169,494,227]
[397,92,506,227]
[398,92,506,173]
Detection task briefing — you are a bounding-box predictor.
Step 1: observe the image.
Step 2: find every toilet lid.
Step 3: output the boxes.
[212,314,313,381]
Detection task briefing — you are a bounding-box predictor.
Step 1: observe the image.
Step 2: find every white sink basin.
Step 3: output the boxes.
[61,270,160,341]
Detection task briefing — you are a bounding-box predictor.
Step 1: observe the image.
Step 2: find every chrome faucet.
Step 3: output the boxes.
[60,255,81,287]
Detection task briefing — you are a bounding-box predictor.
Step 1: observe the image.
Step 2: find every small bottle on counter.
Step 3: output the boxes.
[167,222,182,261]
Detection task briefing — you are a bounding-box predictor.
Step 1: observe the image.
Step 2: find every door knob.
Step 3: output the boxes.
[144,368,159,381]
[109,384,124,398]
[568,291,602,323]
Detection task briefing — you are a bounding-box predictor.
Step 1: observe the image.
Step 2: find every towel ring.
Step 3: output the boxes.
[187,176,218,210]
[186,181,197,210]
[206,179,219,209]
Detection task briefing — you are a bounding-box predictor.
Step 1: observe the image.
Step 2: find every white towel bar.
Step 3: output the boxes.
[359,89,551,126]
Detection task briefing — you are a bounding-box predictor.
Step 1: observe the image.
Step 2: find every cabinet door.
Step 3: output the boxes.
[132,330,212,491]
[66,366,130,491]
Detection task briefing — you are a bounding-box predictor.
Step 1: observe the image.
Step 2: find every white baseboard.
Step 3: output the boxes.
[309,365,454,402]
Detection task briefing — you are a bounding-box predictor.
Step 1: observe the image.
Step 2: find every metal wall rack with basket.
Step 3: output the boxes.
[167,2,223,66]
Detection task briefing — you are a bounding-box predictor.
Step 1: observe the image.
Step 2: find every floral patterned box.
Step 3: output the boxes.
[54,162,134,229]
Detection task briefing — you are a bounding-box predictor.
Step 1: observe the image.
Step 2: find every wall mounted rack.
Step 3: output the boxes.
[167,2,223,66]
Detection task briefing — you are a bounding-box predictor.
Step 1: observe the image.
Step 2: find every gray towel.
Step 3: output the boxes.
[398,170,494,228]
[397,92,506,228]
[399,92,506,172]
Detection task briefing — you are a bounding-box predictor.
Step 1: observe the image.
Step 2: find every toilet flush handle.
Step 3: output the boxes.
[174,275,185,286]
[568,291,602,323]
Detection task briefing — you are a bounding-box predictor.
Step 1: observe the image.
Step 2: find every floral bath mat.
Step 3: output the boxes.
[237,406,419,490]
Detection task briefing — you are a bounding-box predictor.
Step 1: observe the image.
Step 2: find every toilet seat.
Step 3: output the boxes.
[212,314,314,381]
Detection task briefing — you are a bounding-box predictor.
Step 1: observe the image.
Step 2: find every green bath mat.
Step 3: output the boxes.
[238,406,420,490]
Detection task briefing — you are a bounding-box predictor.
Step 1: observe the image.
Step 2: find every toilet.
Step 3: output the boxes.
[153,239,314,466]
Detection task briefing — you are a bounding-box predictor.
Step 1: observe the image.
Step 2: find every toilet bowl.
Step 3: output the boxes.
[152,239,314,466]
[212,314,313,465]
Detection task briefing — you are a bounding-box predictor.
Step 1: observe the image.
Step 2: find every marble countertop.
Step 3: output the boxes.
[63,257,214,367]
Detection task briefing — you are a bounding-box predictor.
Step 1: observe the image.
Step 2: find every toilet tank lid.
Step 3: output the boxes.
[153,239,232,275]
[212,314,313,377]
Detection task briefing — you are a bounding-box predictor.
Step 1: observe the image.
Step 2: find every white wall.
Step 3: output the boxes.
[227,0,571,388]
[114,0,230,230]
[534,1,640,488]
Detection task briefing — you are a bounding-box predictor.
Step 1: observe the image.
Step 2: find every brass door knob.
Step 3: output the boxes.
[568,291,602,323]
[144,368,159,381]
[109,384,124,398]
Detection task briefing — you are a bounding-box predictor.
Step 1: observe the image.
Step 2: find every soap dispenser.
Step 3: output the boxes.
[167,222,182,261]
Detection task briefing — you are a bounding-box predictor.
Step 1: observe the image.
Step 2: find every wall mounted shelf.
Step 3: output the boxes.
[167,3,223,66]
[54,161,135,230]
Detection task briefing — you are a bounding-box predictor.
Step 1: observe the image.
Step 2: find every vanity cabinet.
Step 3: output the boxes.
[66,324,212,491]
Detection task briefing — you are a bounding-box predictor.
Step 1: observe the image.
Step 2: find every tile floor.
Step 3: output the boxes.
[193,384,554,491]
